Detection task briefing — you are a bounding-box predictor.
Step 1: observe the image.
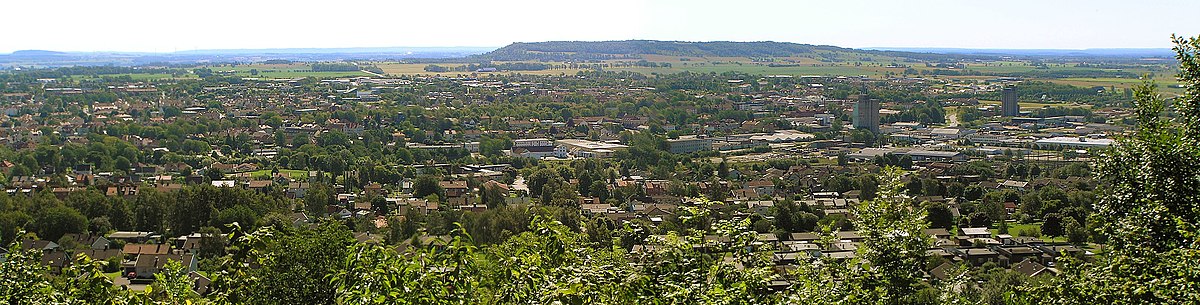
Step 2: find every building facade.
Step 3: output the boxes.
[852,97,880,133]
[667,136,713,154]
[1001,87,1019,117]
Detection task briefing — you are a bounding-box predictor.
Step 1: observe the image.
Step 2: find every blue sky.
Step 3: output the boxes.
[1,0,1196,53]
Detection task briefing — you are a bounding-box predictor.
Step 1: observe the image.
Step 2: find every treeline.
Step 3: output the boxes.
[925,68,1139,79]
[957,81,1128,106]
[2,66,187,79]
[1028,106,1093,118]
[310,63,360,72]
[0,184,290,245]
[882,103,946,124]
[998,81,1107,100]
[423,62,555,72]
[605,60,673,68]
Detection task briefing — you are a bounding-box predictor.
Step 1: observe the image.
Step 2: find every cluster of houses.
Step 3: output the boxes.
[628,226,1085,290]
[0,68,1122,293]
[11,231,210,294]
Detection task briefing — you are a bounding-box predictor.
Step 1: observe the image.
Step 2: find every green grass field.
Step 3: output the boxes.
[205,63,371,78]
[991,222,1068,243]
[68,73,198,81]
[248,169,309,180]
[960,62,1104,74]
[1054,77,1184,95]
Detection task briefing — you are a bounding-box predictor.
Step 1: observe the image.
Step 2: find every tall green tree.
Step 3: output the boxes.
[787,167,931,304]
[412,175,444,201]
[33,206,87,241]
[305,183,335,216]
[1025,35,1200,304]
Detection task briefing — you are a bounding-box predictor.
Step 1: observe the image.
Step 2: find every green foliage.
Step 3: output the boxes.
[305,182,336,216]
[32,206,88,241]
[1019,35,1200,304]
[213,220,354,304]
[882,102,946,124]
[1,233,143,303]
[149,259,200,303]
[786,167,931,304]
[412,175,445,201]
[772,197,819,233]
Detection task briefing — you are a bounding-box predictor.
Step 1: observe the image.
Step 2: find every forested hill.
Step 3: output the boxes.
[471,40,979,62]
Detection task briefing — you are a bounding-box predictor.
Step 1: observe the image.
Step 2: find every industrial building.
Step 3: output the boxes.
[853,96,881,132]
[1002,87,1019,117]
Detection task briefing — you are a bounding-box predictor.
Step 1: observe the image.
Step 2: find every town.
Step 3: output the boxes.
[0,53,1120,293]
[0,29,1197,305]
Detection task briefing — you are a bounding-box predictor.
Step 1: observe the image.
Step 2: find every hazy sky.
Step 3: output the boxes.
[2,0,1196,53]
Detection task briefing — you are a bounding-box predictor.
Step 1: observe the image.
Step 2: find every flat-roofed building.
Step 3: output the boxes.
[666,135,713,154]
[901,150,967,162]
[1034,136,1113,149]
[556,139,629,158]
[512,138,553,148]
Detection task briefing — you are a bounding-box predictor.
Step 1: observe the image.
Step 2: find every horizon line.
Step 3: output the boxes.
[1,39,1180,55]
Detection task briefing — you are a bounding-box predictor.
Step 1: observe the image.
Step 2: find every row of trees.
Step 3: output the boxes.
[0,184,290,245]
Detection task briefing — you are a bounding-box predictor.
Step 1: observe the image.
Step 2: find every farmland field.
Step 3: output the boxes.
[375,62,585,76]
[1053,77,1184,95]
[203,63,371,78]
[68,73,197,81]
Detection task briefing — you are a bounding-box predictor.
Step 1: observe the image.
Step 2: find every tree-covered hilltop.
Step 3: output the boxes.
[472,40,987,62]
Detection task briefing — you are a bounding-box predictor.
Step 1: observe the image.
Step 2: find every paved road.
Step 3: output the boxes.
[946,107,960,128]
[113,277,148,291]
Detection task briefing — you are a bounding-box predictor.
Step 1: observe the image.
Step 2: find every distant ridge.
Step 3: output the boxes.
[171,46,496,55]
[470,40,989,62]
[866,47,1174,58]
[0,47,495,68]
[1,41,1173,68]
[475,40,846,61]
[9,50,69,56]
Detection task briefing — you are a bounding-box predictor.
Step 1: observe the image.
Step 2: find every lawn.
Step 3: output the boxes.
[990,222,1068,243]
[248,169,309,180]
